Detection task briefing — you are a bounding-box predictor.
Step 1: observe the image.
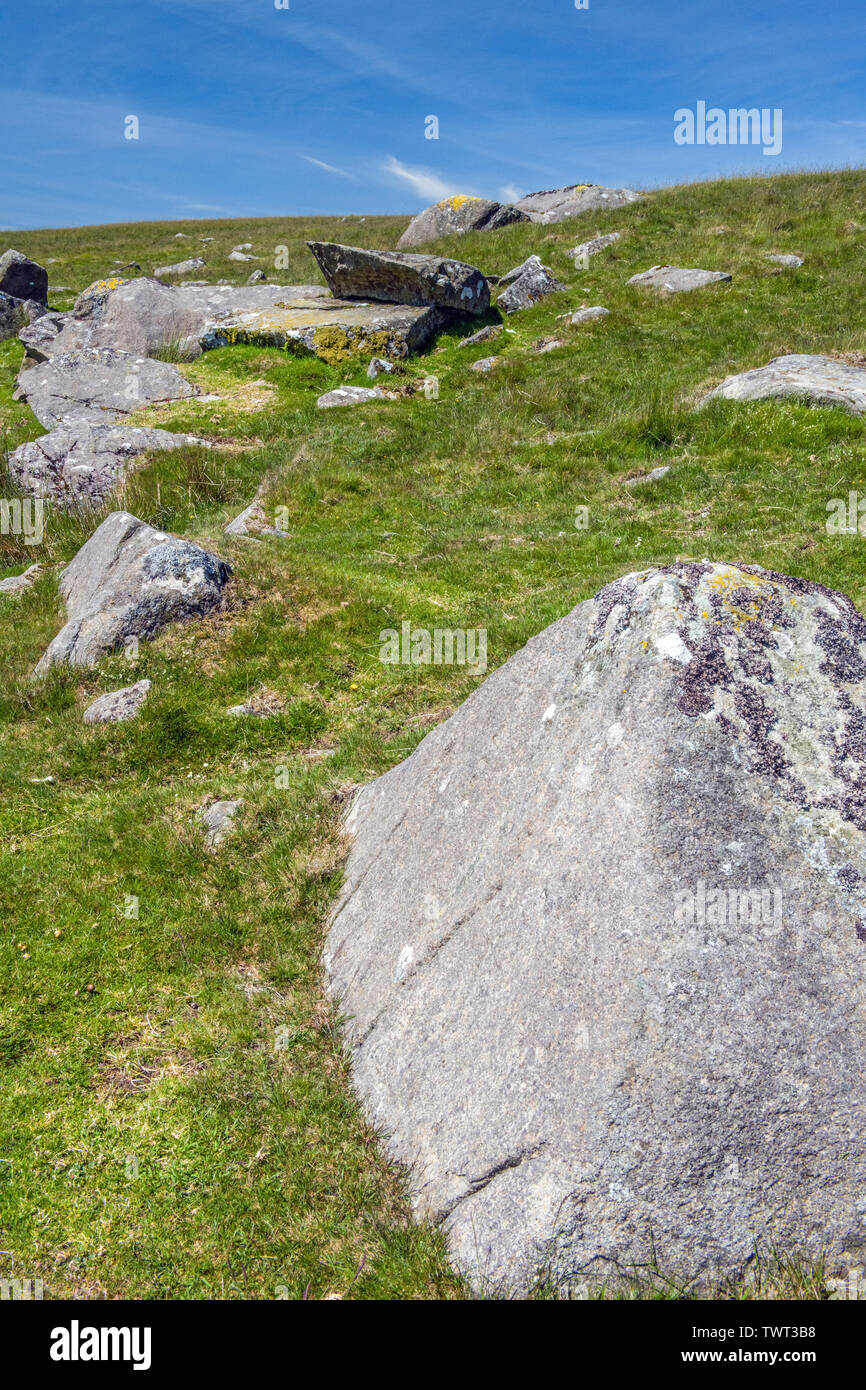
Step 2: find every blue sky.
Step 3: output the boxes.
[1,0,865,229]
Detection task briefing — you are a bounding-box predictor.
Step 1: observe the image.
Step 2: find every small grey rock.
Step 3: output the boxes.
[228,251,256,263]
[316,385,385,408]
[247,269,266,284]
[471,355,500,373]
[766,253,804,268]
[704,353,866,415]
[567,232,621,262]
[568,305,610,324]
[153,257,206,279]
[0,564,41,595]
[198,798,243,848]
[83,679,152,725]
[628,265,732,292]
[497,260,566,313]
[625,465,670,486]
[367,356,398,379]
[457,324,501,348]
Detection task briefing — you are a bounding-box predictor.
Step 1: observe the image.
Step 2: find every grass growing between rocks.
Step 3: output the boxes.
[1,170,865,1299]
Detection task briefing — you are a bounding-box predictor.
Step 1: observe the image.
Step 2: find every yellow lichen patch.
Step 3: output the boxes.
[438,195,482,210]
[704,566,779,631]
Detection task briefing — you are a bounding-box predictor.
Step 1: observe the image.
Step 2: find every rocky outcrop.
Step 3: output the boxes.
[34,511,231,673]
[306,243,489,315]
[83,679,152,724]
[497,257,566,313]
[0,291,46,343]
[514,184,640,224]
[397,196,529,249]
[704,354,866,415]
[327,561,866,1294]
[8,423,208,507]
[0,248,48,303]
[14,348,198,428]
[628,265,732,292]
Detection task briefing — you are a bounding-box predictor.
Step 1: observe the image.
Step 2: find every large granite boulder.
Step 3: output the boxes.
[14,348,198,428]
[306,243,489,315]
[704,354,866,416]
[514,184,640,224]
[397,196,529,249]
[628,265,732,293]
[326,560,866,1294]
[8,423,208,507]
[34,511,231,673]
[0,248,48,303]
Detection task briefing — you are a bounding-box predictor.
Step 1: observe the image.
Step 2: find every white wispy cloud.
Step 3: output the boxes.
[381,156,462,201]
[499,183,524,202]
[301,155,356,180]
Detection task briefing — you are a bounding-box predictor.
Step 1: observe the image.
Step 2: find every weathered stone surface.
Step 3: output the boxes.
[153,257,206,279]
[628,265,732,292]
[0,564,41,596]
[224,487,288,537]
[15,348,197,429]
[34,511,231,673]
[497,254,544,287]
[704,354,866,415]
[625,464,671,486]
[247,269,266,284]
[397,196,529,249]
[471,355,500,373]
[567,232,621,262]
[18,310,70,363]
[83,679,152,725]
[316,385,385,408]
[514,184,640,224]
[204,294,449,361]
[532,336,565,354]
[568,305,610,324]
[198,799,243,848]
[326,560,866,1293]
[307,242,489,315]
[766,253,804,268]
[0,291,45,342]
[8,423,208,507]
[457,324,501,349]
[0,248,48,303]
[29,277,325,360]
[497,260,566,313]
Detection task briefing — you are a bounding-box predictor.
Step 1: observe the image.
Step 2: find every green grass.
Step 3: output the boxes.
[1,170,865,1299]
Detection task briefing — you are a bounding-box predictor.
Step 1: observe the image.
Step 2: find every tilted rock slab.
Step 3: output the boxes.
[83,679,152,724]
[34,511,231,673]
[397,196,529,250]
[15,348,198,429]
[307,242,490,315]
[628,265,732,293]
[202,292,451,360]
[514,184,640,224]
[8,423,208,508]
[497,259,566,313]
[704,354,866,415]
[567,232,622,262]
[0,291,46,343]
[326,561,866,1293]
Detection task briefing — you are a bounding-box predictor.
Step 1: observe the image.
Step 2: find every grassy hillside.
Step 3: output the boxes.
[1,170,865,1299]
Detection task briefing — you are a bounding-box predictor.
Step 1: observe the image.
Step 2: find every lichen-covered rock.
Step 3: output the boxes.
[307,242,490,315]
[396,196,529,249]
[497,259,566,313]
[514,184,640,224]
[201,293,449,362]
[83,679,152,724]
[0,291,46,342]
[14,348,198,429]
[327,560,866,1294]
[8,423,208,507]
[705,354,866,415]
[628,265,732,292]
[0,248,48,303]
[34,511,231,673]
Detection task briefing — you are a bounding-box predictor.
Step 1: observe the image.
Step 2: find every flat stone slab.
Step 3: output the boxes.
[766,253,804,267]
[153,257,206,279]
[8,423,208,508]
[397,196,529,249]
[568,306,610,324]
[24,277,327,360]
[316,385,385,408]
[83,679,152,724]
[327,560,866,1294]
[204,294,449,360]
[628,265,732,292]
[567,232,621,262]
[15,348,198,428]
[704,354,866,415]
[307,242,489,315]
[457,325,501,349]
[0,564,41,596]
[513,184,640,224]
[34,511,231,673]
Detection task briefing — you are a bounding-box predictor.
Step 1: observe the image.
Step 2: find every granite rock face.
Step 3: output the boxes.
[8,423,207,507]
[397,196,529,249]
[514,184,640,224]
[326,561,866,1293]
[628,265,732,293]
[15,348,198,428]
[306,243,490,315]
[705,354,866,415]
[34,511,231,673]
[200,292,449,361]
[0,248,48,303]
[0,291,46,343]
